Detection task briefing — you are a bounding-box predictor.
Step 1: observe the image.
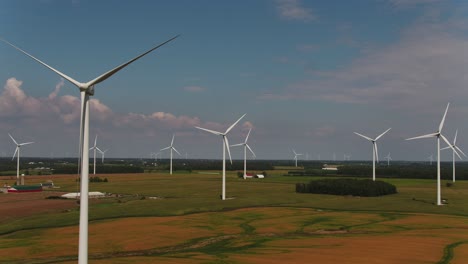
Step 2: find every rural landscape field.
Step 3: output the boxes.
[2,169,468,264]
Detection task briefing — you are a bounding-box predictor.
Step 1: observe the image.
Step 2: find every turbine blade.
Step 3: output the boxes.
[8,133,18,145]
[231,143,244,147]
[406,133,439,140]
[455,146,468,158]
[440,146,451,150]
[224,136,232,164]
[374,143,379,163]
[12,147,18,160]
[1,38,82,88]
[160,146,171,151]
[19,142,34,146]
[195,126,223,136]
[292,149,297,155]
[171,134,175,146]
[172,147,181,156]
[454,129,458,144]
[441,134,461,159]
[354,132,373,141]
[225,114,246,134]
[94,135,98,148]
[375,128,391,141]
[246,144,256,157]
[85,35,179,87]
[439,103,450,132]
[245,128,252,143]
[96,147,103,153]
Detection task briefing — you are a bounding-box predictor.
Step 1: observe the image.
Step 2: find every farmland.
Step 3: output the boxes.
[1,171,468,263]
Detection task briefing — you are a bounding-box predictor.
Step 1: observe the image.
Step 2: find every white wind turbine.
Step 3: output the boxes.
[195,114,246,200]
[441,129,466,182]
[1,35,178,264]
[354,128,391,181]
[292,149,302,167]
[231,128,256,179]
[406,103,459,206]
[9,134,34,186]
[384,153,392,166]
[89,135,101,175]
[428,154,434,165]
[98,148,108,163]
[160,134,181,175]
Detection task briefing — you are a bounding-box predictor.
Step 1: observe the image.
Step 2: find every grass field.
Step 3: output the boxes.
[1,171,468,263]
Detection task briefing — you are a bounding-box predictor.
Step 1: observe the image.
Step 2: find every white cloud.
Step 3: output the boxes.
[275,0,316,22]
[0,78,244,137]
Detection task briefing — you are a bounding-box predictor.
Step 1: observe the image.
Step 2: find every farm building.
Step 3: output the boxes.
[7,185,42,193]
[322,164,339,171]
[61,192,106,199]
[244,173,254,179]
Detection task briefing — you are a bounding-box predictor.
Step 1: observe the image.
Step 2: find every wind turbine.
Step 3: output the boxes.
[89,135,101,175]
[195,114,246,200]
[406,103,459,206]
[160,134,181,175]
[354,128,391,181]
[1,35,178,264]
[428,154,434,166]
[231,128,256,179]
[9,134,34,185]
[384,153,392,166]
[292,149,302,167]
[98,148,108,163]
[441,129,467,182]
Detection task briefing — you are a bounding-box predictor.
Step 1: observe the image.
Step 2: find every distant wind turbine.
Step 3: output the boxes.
[9,134,34,186]
[231,128,256,179]
[292,149,302,167]
[1,35,178,264]
[384,153,392,166]
[195,114,246,200]
[428,154,434,166]
[354,128,391,181]
[160,134,181,175]
[98,149,108,163]
[441,129,466,182]
[406,103,459,206]
[89,135,101,175]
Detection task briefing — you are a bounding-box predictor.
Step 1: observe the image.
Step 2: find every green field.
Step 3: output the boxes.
[1,171,468,263]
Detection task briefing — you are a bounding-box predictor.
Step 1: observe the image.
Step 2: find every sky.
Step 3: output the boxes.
[1,0,468,161]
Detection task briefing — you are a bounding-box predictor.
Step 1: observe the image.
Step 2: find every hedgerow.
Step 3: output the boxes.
[296,178,397,197]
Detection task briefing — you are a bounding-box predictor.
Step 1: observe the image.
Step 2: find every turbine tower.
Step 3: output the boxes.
[292,149,302,167]
[441,129,466,182]
[9,134,34,185]
[195,114,246,200]
[428,154,434,166]
[160,134,181,175]
[354,128,391,181]
[231,128,256,179]
[1,36,178,264]
[406,103,459,206]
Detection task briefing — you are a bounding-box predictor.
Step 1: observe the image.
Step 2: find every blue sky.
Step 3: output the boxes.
[1,0,468,161]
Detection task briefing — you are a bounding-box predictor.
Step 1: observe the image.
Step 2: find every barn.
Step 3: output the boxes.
[7,185,43,193]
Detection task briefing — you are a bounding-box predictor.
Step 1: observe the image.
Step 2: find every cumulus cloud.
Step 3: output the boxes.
[275,0,316,22]
[0,78,241,139]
